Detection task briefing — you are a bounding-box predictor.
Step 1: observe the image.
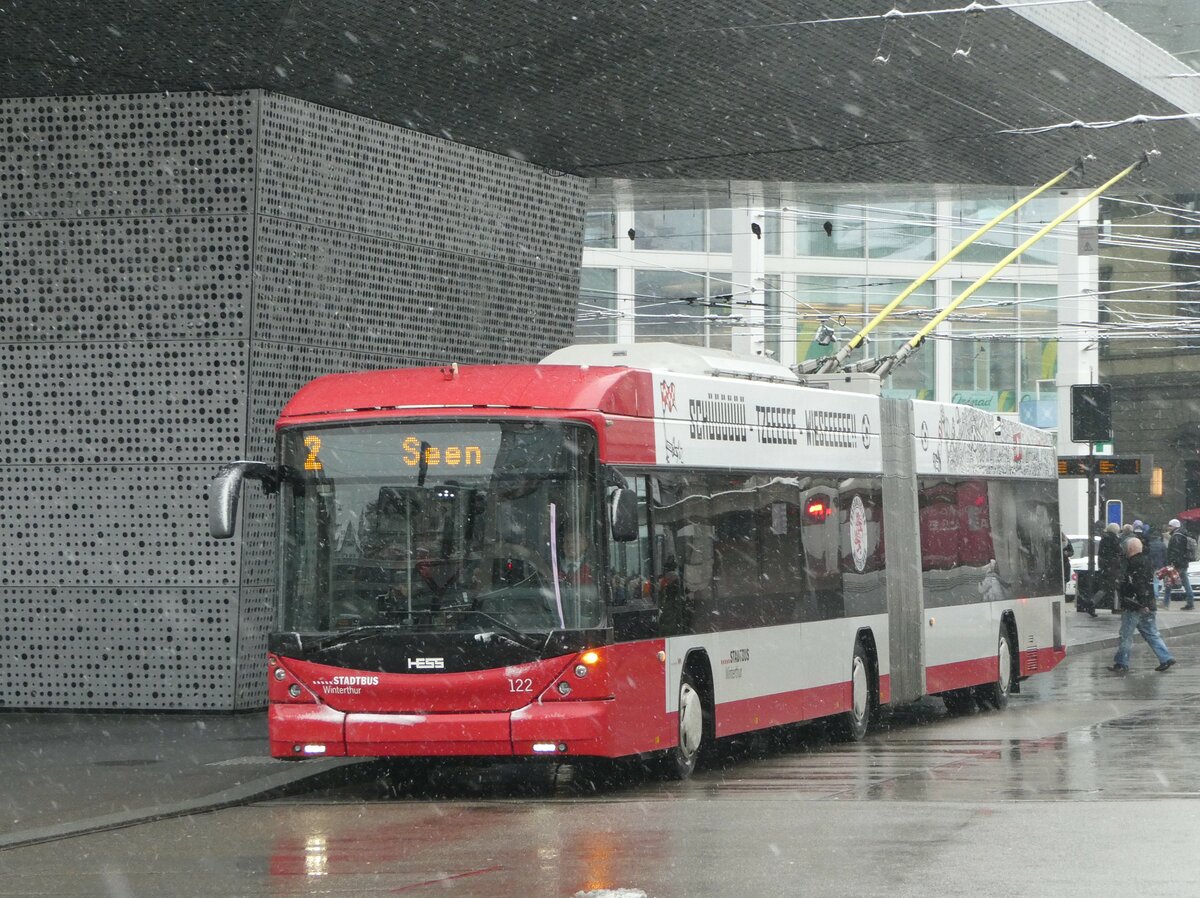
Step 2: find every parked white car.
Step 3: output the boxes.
[1064,534,1096,598]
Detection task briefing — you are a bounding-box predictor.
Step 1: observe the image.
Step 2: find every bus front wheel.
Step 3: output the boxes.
[659,670,706,780]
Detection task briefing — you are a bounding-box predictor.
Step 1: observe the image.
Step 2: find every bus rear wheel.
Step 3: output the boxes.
[831,641,872,742]
[658,669,707,779]
[974,629,1013,711]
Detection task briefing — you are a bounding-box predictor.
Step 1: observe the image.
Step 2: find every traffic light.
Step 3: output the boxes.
[1070,384,1112,443]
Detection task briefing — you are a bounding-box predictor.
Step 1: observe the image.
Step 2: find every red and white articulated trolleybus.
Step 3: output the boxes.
[210,342,1065,777]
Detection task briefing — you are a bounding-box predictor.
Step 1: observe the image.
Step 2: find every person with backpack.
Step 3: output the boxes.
[1146,523,1169,605]
[1165,518,1195,610]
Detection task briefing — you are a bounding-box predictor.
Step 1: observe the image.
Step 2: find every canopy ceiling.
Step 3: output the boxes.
[5,0,1200,191]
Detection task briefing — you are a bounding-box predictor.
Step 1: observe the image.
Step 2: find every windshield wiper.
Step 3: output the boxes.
[310,614,544,654]
[312,625,408,652]
[435,605,546,652]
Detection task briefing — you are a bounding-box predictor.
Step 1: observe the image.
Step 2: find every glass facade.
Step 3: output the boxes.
[579,180,1069,418]
[633,269,732,350]
[576,267,618,344]
[867,200,936,262]
[794,195,866,259]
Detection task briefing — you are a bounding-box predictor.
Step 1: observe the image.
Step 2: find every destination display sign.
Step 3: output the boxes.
[284,423,505,481]
[1057,456,1144,478]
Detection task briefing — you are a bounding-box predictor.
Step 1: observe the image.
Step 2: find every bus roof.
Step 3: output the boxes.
[277,364,652,426]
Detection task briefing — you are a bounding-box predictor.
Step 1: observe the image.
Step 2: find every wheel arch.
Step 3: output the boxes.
[681,648,715,710]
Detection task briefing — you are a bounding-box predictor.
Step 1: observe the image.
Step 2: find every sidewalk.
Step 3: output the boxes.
[3,609,1200,851]
[1064,602,1200,650]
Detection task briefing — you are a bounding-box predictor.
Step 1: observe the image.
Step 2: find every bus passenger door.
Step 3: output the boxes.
[607,475,658,641]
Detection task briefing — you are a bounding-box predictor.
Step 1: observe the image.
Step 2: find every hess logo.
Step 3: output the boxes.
[407,657,445,670]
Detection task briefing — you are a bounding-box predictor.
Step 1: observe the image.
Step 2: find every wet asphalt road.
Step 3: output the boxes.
[4,635,1200,897]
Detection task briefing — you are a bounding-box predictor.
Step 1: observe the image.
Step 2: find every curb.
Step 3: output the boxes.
[1067,619,1200,653]
[0,758,367,852]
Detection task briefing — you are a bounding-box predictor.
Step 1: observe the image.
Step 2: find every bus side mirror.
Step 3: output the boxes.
[609,488,638,542]
[209,461,281,539]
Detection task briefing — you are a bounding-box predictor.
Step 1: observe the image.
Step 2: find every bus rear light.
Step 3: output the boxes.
[288,684,303,698]
[805,496,835,521]
[580,650,600,665]
[297,743,327,755]
[274,668,287,681]
[574,664,588,678]
[532,743,567,753]
[557,682,572,696]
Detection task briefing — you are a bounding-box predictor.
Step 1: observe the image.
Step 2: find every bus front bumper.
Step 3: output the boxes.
[269,700,613,759]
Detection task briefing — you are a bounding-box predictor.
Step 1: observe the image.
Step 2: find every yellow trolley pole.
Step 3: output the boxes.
[817,164,1080,374]
[875,159,1143,380]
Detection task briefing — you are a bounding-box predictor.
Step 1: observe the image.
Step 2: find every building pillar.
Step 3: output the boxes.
[1056,193,1101,535]
[730,182,767,357]
[934,192,955,403]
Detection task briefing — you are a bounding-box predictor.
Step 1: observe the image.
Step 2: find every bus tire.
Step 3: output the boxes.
[832,641,872,742]
[658,669,707,780]
[974,627,1013,711]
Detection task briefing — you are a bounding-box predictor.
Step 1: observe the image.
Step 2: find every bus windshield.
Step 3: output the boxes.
[278,420,602,636]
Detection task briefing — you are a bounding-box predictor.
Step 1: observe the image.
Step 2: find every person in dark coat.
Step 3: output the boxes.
[1110,537,1175,673]
[1061,531,1073,585]
[1166,518,1195,610]
[1090,523,1122,614]
[1146,524,1168,605]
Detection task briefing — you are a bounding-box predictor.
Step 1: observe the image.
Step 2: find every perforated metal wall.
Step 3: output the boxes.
[1,90,586,710]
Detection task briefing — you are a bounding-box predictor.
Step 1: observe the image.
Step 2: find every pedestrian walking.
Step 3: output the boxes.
[1109,537,1176,673]
[1061,531,1073,586]
[1089,522,1122,614]
[1165,518,1195,610]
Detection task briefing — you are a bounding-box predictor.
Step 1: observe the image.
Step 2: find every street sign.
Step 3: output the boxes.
[1092,441,1113,457]
[1106,499,1123,527]
[1057,456,1144,478]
